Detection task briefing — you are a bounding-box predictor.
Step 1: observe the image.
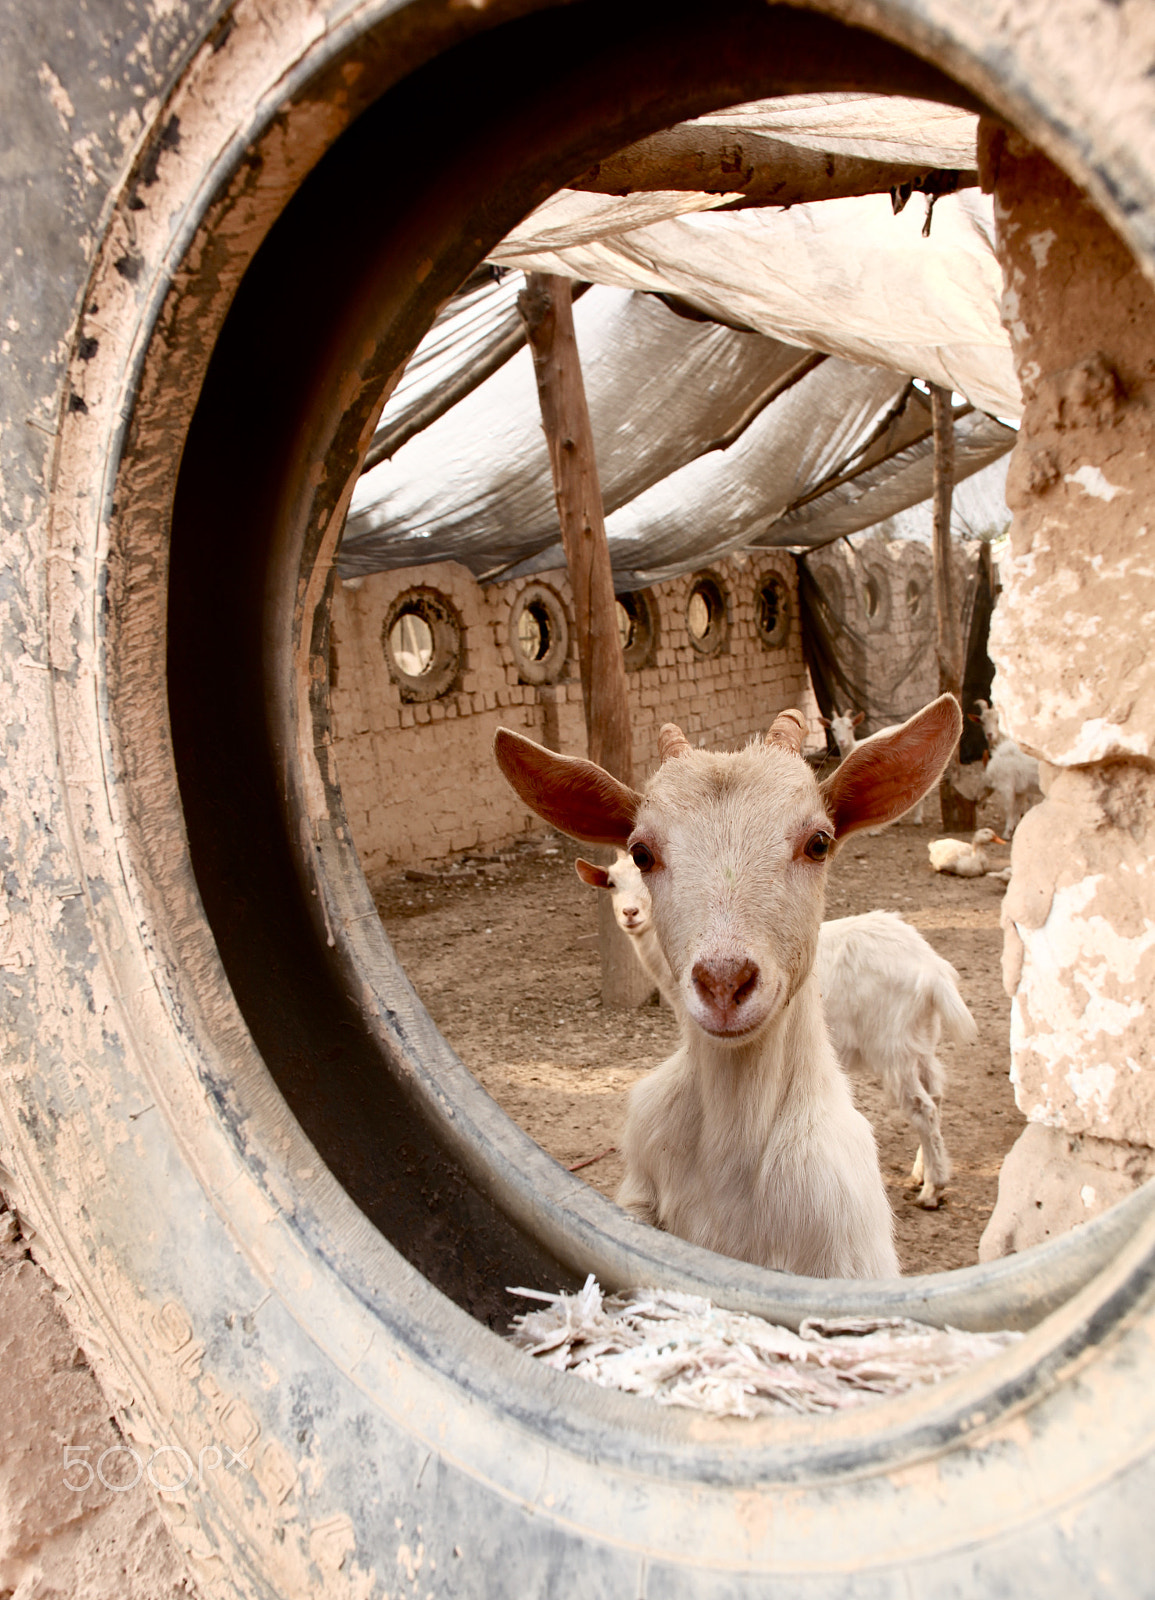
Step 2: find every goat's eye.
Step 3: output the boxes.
[803,832,833,862]
[630,842,655,873]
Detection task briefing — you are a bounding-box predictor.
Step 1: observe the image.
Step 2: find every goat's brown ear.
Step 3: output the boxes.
[574,858,611,889]
[821,694,962,838]
[851,710,866,728]
[494,729,640,845]
[817,715,831,729]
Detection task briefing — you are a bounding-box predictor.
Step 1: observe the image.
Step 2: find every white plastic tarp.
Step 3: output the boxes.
[545,356,911,585]
[343,288,819,577]
[489,188,1019,420]
[368,271,526,461]
[760,408,1015,550]
[341,93,1016,584]
[342,283,1012,587]
[688,91,979,168]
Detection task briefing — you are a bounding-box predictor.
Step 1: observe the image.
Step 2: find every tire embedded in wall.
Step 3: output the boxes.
[4,0,1155,1594]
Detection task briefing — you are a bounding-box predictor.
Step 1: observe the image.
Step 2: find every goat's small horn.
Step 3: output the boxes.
[658,723,692,762]
[764,708,808,756]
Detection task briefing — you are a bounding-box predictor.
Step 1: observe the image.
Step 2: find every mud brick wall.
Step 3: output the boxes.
[328,551,814,875]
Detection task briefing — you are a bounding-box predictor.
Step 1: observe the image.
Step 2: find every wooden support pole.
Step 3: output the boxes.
[930,383,976,831]
[519,273,633,785]
[519,273,650,1006]
[931,383,961,701]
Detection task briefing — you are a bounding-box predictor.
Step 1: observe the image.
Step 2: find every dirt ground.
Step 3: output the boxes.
[374,805,1024,1278]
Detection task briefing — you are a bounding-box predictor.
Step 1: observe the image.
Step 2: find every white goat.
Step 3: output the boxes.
[970,698,1003,751]
[819,707,864,758]
[575,851,678,1009]
[970,699,1041,836]
[815,913,974,1207]
[495,695,962,1279]
[578,855,971,1208]
[820,708,924,825]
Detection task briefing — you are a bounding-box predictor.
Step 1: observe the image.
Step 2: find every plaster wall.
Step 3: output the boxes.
[980,129,1155,1257]
[329,551,813,874]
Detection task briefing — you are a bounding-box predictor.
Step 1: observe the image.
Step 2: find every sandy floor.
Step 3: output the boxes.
[374,807,1024,1277]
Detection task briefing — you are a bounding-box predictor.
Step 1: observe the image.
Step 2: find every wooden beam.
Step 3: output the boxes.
[519,273,649,1008]
[518,272,633,786]
[930,382,976,831]
[570,127,976,210]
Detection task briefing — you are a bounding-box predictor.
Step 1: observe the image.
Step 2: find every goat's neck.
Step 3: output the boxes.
[683,971,832,1120]
[631,926,678,1008]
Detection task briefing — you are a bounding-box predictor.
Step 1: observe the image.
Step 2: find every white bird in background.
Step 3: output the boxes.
[928,828,1005,877]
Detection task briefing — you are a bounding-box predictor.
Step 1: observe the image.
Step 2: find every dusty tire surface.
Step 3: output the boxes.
[3,0,1155,1595]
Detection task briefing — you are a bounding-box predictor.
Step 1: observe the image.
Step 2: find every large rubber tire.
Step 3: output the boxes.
[3,1,1155,1595]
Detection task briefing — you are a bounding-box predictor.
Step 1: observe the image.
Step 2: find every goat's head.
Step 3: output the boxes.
[818,708,865,757]
[574,850,651,934]
[970,698,1001,746]
[496,696,960,1044]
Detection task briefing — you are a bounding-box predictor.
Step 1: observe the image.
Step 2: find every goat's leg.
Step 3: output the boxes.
[900,1070,951,1207]
[616,1167,662,1228]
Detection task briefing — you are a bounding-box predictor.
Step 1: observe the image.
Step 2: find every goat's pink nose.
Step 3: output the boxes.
[691,955,760,1012]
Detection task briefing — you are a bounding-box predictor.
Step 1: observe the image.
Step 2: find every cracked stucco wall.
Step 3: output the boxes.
[980,127,1155,1258]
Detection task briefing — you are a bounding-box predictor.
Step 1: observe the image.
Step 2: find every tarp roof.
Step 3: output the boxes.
[490,188,1017,419]
[339,94,1017,586]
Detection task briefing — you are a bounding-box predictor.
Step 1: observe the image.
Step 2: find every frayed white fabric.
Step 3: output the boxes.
[508,1277,1020,1418]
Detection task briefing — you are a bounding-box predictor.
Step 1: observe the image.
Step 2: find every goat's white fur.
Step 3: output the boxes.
[586,854,972,1207]
[496,696,962,1279]
[971,699,1003,751]
[815,912,974,1207]
[971,699,1041,836]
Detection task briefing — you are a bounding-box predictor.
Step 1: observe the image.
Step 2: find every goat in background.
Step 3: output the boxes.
[970,698,1042,836]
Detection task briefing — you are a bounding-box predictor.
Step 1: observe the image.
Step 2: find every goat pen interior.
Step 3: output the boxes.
[315,88,1155,1302]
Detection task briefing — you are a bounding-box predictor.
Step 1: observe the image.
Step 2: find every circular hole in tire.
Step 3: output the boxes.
[157,0,1155,1372]
[382,589,462,702]
[686,574,728,656]
[509,583,569,685]
[756,574,791,649]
